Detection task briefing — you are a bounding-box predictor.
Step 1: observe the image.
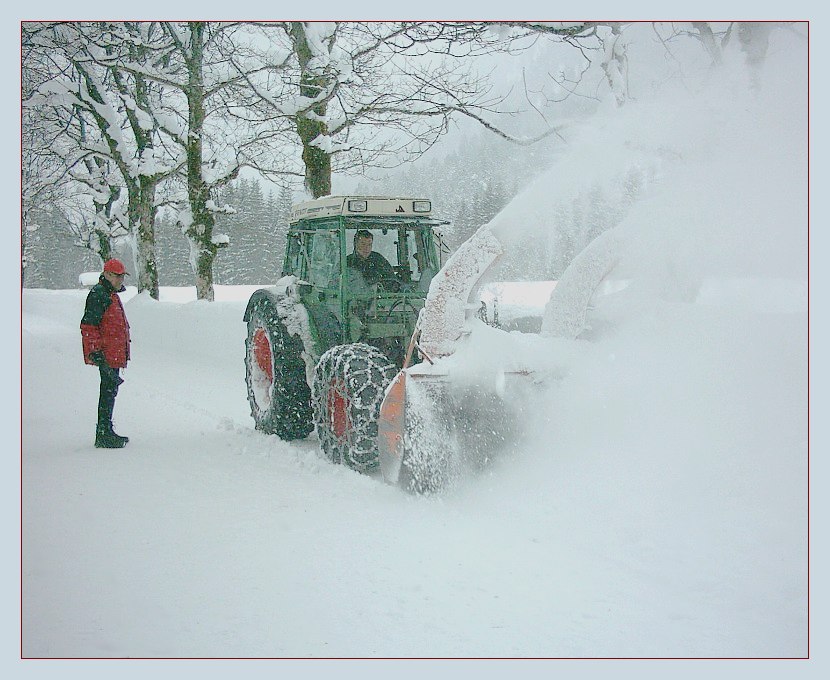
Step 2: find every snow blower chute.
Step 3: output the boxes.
[376,218,625,493]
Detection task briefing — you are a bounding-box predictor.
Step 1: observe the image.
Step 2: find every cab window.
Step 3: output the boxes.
[308,231,340,289]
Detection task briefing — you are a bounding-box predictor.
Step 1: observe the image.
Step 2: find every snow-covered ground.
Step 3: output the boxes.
[15,18,817,679]
[22,269,807,660]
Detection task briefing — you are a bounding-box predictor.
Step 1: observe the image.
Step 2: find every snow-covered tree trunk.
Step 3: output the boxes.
[180,22,219,301]
[88,187,120,263]
[738,22,771,90]
[600,24,630,107]
[114,52,162,299]
[71,53,162,298]
[78,119,125,263]
[691,22,724,66]
[134,175,160,297]
[290,22,332,198]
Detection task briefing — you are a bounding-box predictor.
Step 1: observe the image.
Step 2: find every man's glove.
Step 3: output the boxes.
[88,351,106,366]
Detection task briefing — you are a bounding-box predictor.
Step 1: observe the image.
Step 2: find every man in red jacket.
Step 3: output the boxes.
[80,258,131,448]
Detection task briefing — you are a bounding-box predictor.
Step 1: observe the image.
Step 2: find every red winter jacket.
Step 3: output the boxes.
[80,276,131,368]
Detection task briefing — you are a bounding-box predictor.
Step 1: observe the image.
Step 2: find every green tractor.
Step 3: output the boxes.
[243,196,448,473]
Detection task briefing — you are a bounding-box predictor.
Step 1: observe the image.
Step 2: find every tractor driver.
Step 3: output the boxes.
[346,229,398,288]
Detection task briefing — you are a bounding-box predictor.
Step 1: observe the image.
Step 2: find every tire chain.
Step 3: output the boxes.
[312,343,397,473]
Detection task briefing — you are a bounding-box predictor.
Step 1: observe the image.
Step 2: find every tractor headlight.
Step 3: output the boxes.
[412,200,431,213]
[348,200,368,212]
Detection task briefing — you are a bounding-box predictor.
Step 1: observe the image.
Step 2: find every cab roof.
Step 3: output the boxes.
[290,196,434,223]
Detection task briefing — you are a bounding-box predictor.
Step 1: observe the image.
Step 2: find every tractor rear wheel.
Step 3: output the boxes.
[312,343,397,473]
[245,295,313,440]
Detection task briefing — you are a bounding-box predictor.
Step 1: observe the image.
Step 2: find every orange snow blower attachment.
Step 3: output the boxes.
[376,323,538,494]
[377,327,442,488]
[375,226,537,493]
[377,369,406,480]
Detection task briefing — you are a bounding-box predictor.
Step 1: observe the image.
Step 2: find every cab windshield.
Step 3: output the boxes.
[346,226,435,285]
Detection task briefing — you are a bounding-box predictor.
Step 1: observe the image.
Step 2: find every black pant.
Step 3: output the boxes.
[97,365,122,432]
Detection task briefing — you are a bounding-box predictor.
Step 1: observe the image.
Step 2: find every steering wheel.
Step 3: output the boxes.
[374,277,405,292]
[385,297,420,320]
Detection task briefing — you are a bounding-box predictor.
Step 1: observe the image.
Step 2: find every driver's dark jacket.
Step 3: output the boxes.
[346,251,395,284]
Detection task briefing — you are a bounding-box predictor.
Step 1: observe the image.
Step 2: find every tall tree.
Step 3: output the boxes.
[24,22,180,299]
[138,22,300,298]
[159,22,228,300]
[241,22,564,199]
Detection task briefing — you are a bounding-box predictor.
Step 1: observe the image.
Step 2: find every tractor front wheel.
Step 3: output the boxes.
[312,343,397,473]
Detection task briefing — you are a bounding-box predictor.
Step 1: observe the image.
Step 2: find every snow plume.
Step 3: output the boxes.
[399,366,535,496]
[542,225,623,339]
[488,37,806,657]
[468,41,806,316]
[398,377,462,494]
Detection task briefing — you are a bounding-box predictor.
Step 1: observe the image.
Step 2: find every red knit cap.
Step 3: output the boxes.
[103,259,128,275]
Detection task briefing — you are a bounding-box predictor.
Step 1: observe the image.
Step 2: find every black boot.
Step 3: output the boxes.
[108,428,129,445]
[95,428,126,448]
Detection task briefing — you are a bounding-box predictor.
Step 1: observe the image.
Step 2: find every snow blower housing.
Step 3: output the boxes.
[243,196,449,471]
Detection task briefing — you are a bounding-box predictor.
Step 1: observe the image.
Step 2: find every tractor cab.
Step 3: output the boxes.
[282,196,448,367]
